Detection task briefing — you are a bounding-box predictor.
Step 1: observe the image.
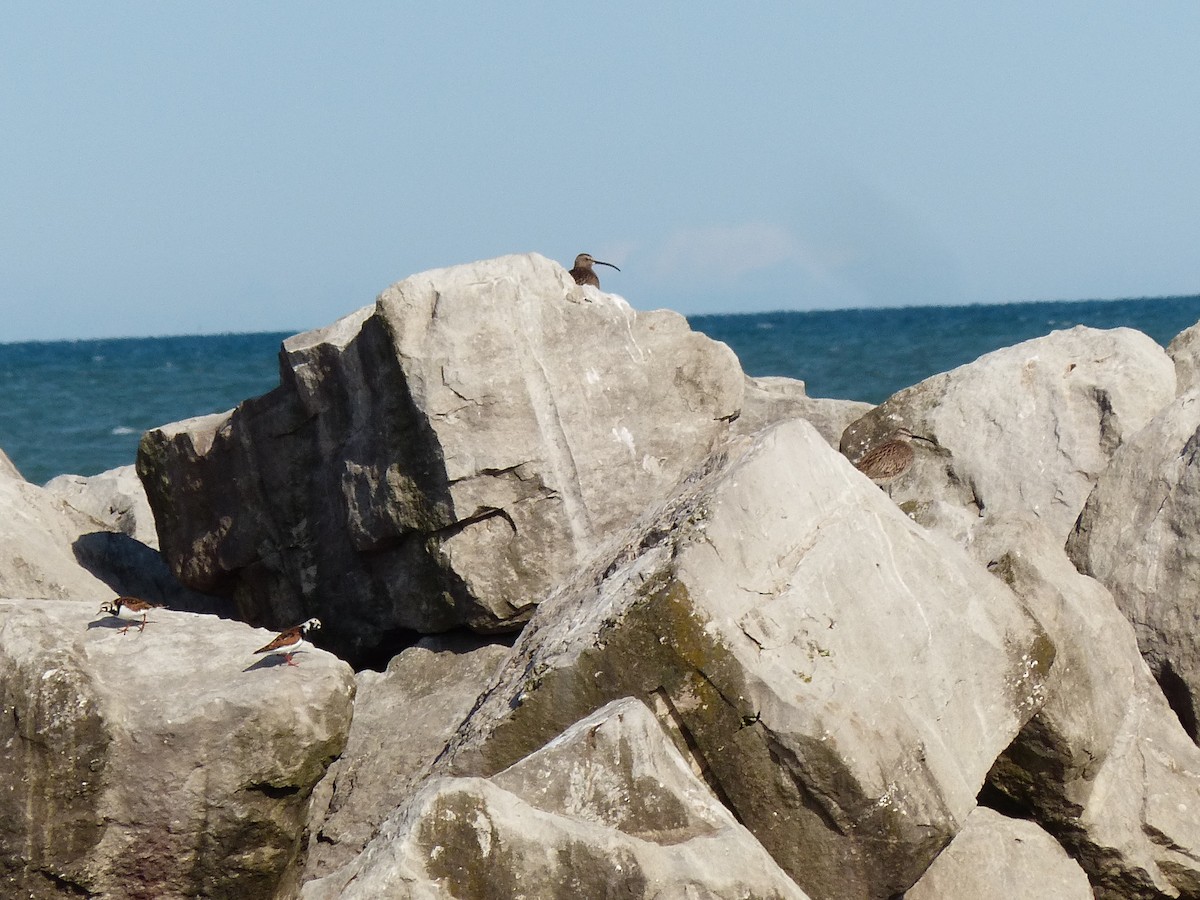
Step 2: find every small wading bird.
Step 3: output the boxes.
[254,618,322,667]
[852,427,935,484]
[98,596,164,634]
[569,253,620,288]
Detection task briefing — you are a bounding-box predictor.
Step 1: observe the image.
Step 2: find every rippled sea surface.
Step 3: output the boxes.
[3,295,1199,484]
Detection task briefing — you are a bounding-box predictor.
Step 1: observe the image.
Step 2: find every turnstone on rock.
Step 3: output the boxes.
[254,618,322,667]
[98,596,164,634]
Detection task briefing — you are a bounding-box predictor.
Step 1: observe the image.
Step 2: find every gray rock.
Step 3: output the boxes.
[440,419,1052,900]
[1168,319,1200,395]
[0,472,114,600]
[0,598,354,900]
[1068,388,1200,743]
[0,462,228,616]
[138,254,745,664]
[905,807,1092,900]
[302,698,810,900]
[974,516,1200,898]
[45,465,159,549]
[303,634,511,880]
[841,326,1175,542]
[735,375,874,447]
[0,447,21,481]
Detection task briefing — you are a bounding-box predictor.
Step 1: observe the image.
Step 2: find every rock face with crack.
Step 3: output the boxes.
[302,634,512,879]
[905,806,1093,900]
[0,599,354,899]
[439,419,1053,900]
[302,697,811,900]
[137,254,745,664]
[971,516,1200,898]
[1068,388,1200,747]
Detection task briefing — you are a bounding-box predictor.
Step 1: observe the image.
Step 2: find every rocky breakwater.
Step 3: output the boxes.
[0,439,356,897]
[0,601,354,899]
[14,250,1200,899]
[832,323,1200,898]
[288,272,1200,899]
[137,253,751,665]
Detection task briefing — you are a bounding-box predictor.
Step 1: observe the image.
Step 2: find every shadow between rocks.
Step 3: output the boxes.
[72,530,235,617]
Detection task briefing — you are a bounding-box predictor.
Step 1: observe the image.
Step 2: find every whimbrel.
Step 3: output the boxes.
[569,253,620,288]
[853,427,932,483]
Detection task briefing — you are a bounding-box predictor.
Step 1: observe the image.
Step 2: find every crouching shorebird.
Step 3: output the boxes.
[568,253,620,288]
[254,618,321,667]
[98,596,164,634]
[853,427,935,484]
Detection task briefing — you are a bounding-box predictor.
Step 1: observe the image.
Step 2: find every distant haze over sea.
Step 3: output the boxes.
[2,294,1198,485]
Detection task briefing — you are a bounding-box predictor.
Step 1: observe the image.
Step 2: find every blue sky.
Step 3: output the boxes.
[3,3,1198,342]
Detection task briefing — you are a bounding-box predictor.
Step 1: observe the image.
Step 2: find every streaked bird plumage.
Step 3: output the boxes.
[254,618,322,667]
[568,252,620,288]
[853,427,927,482]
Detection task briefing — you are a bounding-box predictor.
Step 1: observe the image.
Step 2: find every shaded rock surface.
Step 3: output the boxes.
[439,419,1052,900]
[1068,388,1200,744]
[973,516,1200,898]
[904,806,1092,899]
[841,326,1174,542]
[303,697,810,900]
[0,598,354,900]
[303,633,511,880]
[138,253,745,664]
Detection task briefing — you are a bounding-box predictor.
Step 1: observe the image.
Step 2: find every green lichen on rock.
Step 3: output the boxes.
[0,640,110,898]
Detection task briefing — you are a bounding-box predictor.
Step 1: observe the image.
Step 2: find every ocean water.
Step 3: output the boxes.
[3,295,1199,485]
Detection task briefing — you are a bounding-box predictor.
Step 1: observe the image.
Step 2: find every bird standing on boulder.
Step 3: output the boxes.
[98,596,164,634]
[254,618,322,667]
[569,253,620,288]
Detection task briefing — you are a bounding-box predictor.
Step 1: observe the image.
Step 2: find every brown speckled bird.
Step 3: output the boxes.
[569,253,620,288]
[853,427,929,483]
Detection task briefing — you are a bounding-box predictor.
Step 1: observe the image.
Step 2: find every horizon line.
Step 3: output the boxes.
[4,290,1200,347]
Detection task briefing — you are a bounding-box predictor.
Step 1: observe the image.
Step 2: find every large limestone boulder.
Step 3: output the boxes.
[1068,388,1200,741]
[303,634,511,880]
[440,419,1053,900]
[0,472,115,600]
[45,464,159,549]
[1168,319,1200,395]
[0,598,354,900]
[904,806,1092,900]
[303,698,810,900]
[975,516,1200,898]
[138,254,745,664]
[841,326,1175,542]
